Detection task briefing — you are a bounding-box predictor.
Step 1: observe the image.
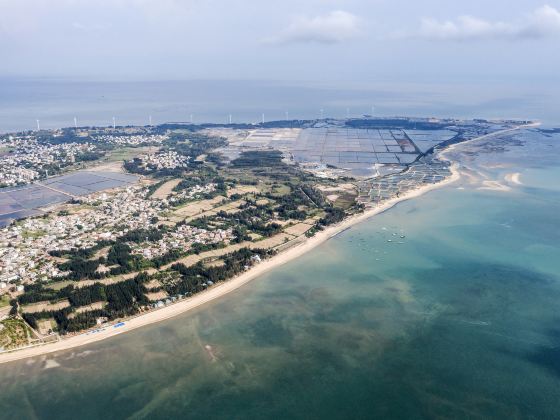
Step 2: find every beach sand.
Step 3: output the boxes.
[2,122,536,364]
[0,164,461,364]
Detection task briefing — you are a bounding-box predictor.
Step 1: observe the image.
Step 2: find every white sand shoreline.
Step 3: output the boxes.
[0,123,539,364]
[0,164,460,364]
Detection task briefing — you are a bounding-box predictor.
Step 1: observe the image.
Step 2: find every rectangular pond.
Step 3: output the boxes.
[0,171,138,226]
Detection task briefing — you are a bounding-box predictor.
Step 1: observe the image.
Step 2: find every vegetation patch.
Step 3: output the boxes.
[0,318,34,350]
[232,150,285,168]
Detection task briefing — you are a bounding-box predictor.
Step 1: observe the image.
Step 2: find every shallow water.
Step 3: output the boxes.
[0,130,559,419]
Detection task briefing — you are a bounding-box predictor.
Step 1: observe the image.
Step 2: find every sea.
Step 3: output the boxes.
[1,78,559,131]
[0,80,559,419]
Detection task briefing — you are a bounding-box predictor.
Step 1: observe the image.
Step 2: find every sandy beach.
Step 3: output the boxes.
[3,122,536,364]
[0,163,461,364]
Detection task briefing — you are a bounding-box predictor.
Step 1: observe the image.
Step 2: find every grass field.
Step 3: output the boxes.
[21,299,71,314]
[172,196,227,218]
[182,199,245,222]
[37,319,57,335]
[47,280,74,291]
[21,229,47,239]
[226,185,259,197]
[152,179,182,199]
[270,184,291,196]
[0,318,34,350]
[317,183,358,209]
[74,301,106,314]
[284,222,314,236]
[106,146,155,162]
[146,291,169,301]
[251,232,294,248]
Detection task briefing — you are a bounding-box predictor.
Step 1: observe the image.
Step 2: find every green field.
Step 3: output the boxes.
[0,318,33,350]
[106,146,156,162]
[0,295,10,308]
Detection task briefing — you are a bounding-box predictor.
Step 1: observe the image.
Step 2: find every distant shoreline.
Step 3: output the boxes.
[0,163,461,364]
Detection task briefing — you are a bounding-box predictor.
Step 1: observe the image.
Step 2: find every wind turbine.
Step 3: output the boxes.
[190,114,193,124]
[149,115,152,126]
[74,117,78,129]
[285,111,289,120]
[346,107,350,119]
[262,113,265,124]
[112,116,116,129]
[320,109,324,120]
[36,120,40,131]
[229,114,232,124]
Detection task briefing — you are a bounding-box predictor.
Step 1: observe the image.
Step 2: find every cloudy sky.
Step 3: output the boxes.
[1,0,559,83]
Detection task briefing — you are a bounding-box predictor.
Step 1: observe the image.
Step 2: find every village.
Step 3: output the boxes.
[131,150,191,171]
[0,178,228,291]
[0,117,521,351]
[0,134,98,187]
[0,128,170,188]
[91,133,168,146]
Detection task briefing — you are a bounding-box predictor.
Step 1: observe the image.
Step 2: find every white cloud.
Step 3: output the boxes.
[264,10,360,45]
[414,5,560,41]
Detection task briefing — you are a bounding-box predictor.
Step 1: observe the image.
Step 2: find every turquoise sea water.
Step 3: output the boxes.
[0,130,559,419]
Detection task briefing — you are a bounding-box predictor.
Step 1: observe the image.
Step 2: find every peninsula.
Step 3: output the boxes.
[0,117,535,363]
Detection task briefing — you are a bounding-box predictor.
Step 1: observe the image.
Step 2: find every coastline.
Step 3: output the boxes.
[439,123,539,161]
[0,163,460,364]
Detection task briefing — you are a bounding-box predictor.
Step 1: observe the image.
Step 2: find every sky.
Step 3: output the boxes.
[1,0,560,84]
